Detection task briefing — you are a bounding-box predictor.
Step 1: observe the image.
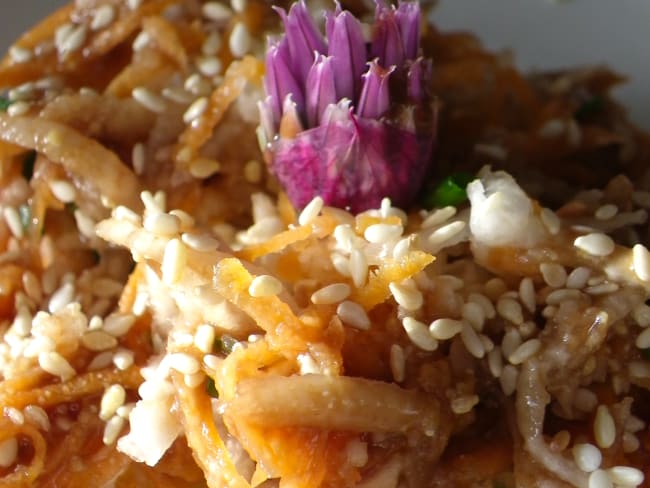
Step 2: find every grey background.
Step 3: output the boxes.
[2,0,650,127]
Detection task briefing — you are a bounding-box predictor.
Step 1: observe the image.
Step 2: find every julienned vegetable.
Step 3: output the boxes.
[258,0,437,213]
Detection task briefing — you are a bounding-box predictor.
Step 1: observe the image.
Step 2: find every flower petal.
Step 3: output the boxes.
[370,3,405,69]
[326,10,366,102]
[357,60,394,119]
[305,54,337,127]
[395,1,420,60]
[264,39,304,125]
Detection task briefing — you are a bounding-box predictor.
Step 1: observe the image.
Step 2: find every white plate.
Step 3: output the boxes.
[3,0,649,127]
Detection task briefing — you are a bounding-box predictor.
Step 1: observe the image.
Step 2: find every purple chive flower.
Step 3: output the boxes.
[258,0,437,213]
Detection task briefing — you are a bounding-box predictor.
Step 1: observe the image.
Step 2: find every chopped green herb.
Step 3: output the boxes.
[574,96,604,122]
[21,151,36,181]
[422,172,475,209]
[0,97,13,111]
[206,377,219,398]
[214,335,238,355]
[18,204,31,231]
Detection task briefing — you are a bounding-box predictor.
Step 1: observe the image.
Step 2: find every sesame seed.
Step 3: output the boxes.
[88,351,113,370]
[508,338,542,365]
[48,282,76,313]
[364,223,402,244]
[389,281,423,311]
[202,32,222,56]
[488,347,503,378]
[402,317,438,351]
[566,267,591,289]
[572,443,602,472]
[298,196,323,226]
[622,432,640,453]
[113,205,141,224]
[585,283,619,295]
[392,236,412,260]
[183,97,209,124]
[161,238,187,285]
[127,0,143,9]
[229,22,251,58]
[518,277,536,313]
[194,324,216,353]
[231,0,247,13]
[100,385,126,420]
[607,466,644,486]
[116,404,135,419]
[550,430,571,451]
[349,249,368,288]
[73,209,96,238]
[540,263,567,288]
[501,327,522,359]
[3,207,23,239]
[499,365,518,396]
[462,302,485,331]
[421,206,456,229]
[82,330,118,352]
[460,321,485,358]
[538,118,565,138]
[143,212,180,235]
[588,469,612,488]
[203,354,220,371]
[632,244,650,282]
[12,307,32,336]
[102,415,125,445]
[426,220,467,247]
[574,233,615,257]
[189,158,221,178]
[7,101,30,116]
[546,288,582,305]
[8,82,35,102]
[132,87,167,114]
[38,351,75,380]
[311,283,351,305]
[9,45,32,63]
[112,349,134,371]
[184,74,212,96]
[497,297,524,325]
[573,388,598,413]
[451,395,479,415]
[161,87,193,105]
[540,207,561,235]
[594,405,616,449]
[90,4,115,31]
[168,353,200,375]
[336,301,370,330]
[249,275,283,297]
[198,56,223,77]
[56,24,87,57]
[23,405,50,432]
[4,407,24,425]
[594,204,618,220]
[202,2,233,22]
[428,318,462,341]
[132,142,145,175]
[389,344,405,383]
[49,179,76,203]
[168,207,194,227]
[484,278,507,300]
[467,293,496,319]
[132,31,150,51]
[0,438,17,468]
[181,232,219,252]
[103,313,136,337]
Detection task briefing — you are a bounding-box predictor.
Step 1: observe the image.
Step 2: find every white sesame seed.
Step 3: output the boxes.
[189,158,221,178]
[546,288,582,305]
[103,313,136,337]
[588,469,612,488]
[364,223,403,244]
[7,101,30,117]
[161,238,187,285]
[127,0,143,9]
[181,232,219,252]
[9,45,32,63]
[421,206,456,229]
[88,351,114,371]
[132,31,150,51]
[402,317,438,351]
[202,32,222,56]
[461,302,485,331]
[388,281,422,311]
[132,87,167,114]
[4,407,24,425]
[90,4,115,31]
[82,330,118,351]
[467,293,496,319]
[574,233,615,257]
[508,338,542,365]
[3,207,23,239]
[566,267,591,289]
[594,405,616,449]
[632,244,650,282]
[38,351,75,380]
[48,282,76,313]
[8,82,35,102]
[22,271,41,302]
[497,297,524,325]
[231,0,247,13]
[23,405,50,432]
[168,353,200,375]
[143,213,180,235]
[594,204,618,220]
[333,224,356,252]
[349,249,368,288]
[450,395,479,415]
[198,56,223,77]
[517,277,536,313]
[249,275,283,297]
[298,196,323,226]
[336,301,370,330]
[499,364,519,396]
[203,354,220,370]
[229,22,251,58]
[112,349,134,371]
[131,142,145,175]
[389,344,405,383]
[0,438,17,468]
[607,466,644,486]
[622,432,640,453]
[100,385,126,420]
[426,220,467,247]
[183,97,209,124]
[637,328,650,352]
[572,443,602,472]
[113,205,141,224]
[540,207,561,235]
[540,263,567,288]
[392,236,412,260]
[12,306,32,336]
[57,24,87,57]
[429,318,462,340]
[202,2,233,22]
[184,73,212,96]
[460,321,485,358]
[194,324,216,353]
[161,87,193,105]
[573,388,598,413]
[585,283,619,295]
[626,415,645,434]
[49,179,76,203]
[116,404,135,419]
[102,415,125,445]
[73,209,96,239]
[311,283,351,305]
[488,347,503,378]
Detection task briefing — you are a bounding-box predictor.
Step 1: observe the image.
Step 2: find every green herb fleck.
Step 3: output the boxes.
[18,204,31,231]
[214,335,238,355]
[206,377,219,398]
[0,97,13,112]
[422,172,475,209]
[574,96,604,122]
[21,151,36,181]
